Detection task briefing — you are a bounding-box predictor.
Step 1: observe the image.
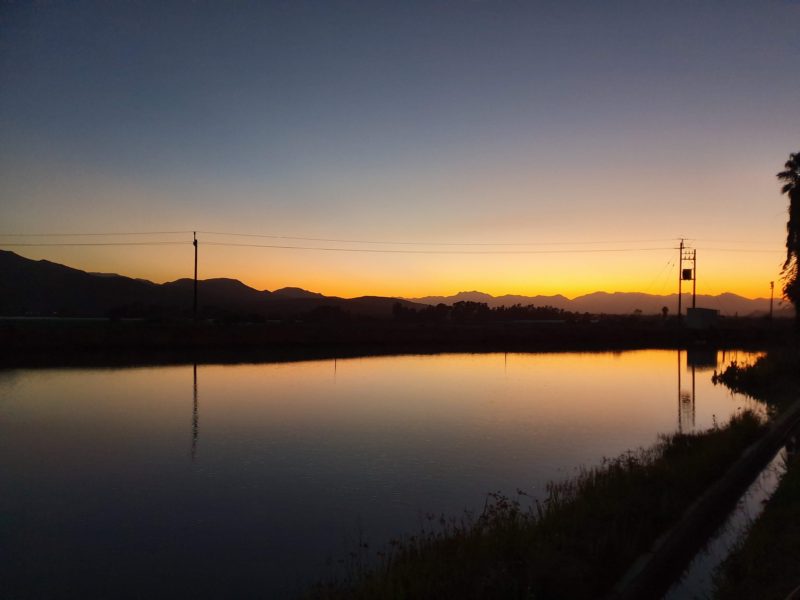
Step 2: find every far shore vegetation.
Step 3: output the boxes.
[307,411,765,600]
[1,315,792,369]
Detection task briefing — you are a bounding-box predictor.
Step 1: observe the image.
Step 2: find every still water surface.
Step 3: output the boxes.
[0,350,762,598]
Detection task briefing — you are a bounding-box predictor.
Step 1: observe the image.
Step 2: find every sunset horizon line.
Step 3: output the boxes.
[2,247,780,304]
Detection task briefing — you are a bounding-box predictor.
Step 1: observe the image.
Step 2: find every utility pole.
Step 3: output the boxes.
[677,240,697,319]
[769,281,775,320]
[692,249,697,309]
[193,231,198,321]
[677,239,684,319]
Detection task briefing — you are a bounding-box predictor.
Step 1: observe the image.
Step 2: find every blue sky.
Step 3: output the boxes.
[1,1,798,297]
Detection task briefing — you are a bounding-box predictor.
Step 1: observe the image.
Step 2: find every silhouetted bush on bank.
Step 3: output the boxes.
[307,411,764,600]
[713,346,800,409]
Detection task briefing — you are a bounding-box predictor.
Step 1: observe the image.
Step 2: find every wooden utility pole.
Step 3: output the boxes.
[769,281,775,320]
[677,239,684,319]
[677,241,697,318]
[692,249,697,308]
[193,231,198,321]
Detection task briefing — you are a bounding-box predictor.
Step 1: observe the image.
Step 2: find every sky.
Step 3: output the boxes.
[1,0,798,299]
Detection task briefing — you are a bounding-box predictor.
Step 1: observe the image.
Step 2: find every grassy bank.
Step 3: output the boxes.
[713,448,800,599]
[711,345,800,598]
[308,411,765,600]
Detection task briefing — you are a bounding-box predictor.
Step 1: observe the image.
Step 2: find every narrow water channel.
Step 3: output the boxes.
[664,446,789,599]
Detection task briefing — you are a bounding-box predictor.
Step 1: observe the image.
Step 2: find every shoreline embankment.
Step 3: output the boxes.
[610,398,800,599]
[0,317,790,368]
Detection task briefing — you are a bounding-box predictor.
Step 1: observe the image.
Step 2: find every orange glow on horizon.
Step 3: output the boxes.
[4,245,783,301]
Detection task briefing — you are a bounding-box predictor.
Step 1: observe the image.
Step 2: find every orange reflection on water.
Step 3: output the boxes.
[192,350,764,449]
[0,349,766,598]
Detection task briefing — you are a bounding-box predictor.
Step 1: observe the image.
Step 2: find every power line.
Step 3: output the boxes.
[644,256,676,293]
[0,229,680,246]
[198,230,679,247]
[694,247,784,253]
[201,241,678,255]
[656,261,677,296]
[0,231,191,237]
[0,241,781,254]
[0,242,187,247]
[0,229,784,254]
[694,239,782,246]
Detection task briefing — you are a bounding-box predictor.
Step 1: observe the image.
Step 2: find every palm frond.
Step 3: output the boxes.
[778,153,800,324]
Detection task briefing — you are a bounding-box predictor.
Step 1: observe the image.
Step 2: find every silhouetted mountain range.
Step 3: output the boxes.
[408,290,790,317]
[0,251,422,319]
[0,250,788,319]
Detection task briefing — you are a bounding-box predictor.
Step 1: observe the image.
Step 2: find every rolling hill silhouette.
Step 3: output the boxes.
[0,250,787,318]
[409,290,788,317]
[0,250,422,318]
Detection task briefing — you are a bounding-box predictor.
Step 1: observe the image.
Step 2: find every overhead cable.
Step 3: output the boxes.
[0,231,191,237]
[201,241,678,255]
[0,242,187,247]
[198,230,679,247]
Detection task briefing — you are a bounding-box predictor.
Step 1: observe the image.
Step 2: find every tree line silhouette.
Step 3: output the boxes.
[392,301,584,323]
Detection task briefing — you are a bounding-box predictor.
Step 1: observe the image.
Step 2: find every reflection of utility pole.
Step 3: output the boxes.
[677,349,682,433]
[769,281,775,320]
[677,349,696,433]
[191,363,199,461]
[691,363,696,427]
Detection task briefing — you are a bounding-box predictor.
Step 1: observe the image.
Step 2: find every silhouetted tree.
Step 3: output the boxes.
[777,151,800,329]
[392,301,417,321]
[451,301,490,322]
[306,305,349,323]
[417,303,451,322]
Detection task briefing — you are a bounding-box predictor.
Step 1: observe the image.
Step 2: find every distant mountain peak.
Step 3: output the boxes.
[0,250,424,319]
[406,289,780,317]
[0,250,785,318]
[271,287,325,298]
[453,291,494,300]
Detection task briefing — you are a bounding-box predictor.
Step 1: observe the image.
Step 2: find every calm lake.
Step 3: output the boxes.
[0,349,763,598]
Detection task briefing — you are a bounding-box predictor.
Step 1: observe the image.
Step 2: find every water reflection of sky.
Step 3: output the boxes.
[0,350,764,598]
